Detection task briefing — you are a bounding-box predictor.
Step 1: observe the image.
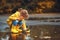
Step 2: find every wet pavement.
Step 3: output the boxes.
[0,14,60,40]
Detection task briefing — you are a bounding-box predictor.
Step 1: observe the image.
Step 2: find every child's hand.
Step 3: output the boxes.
[17,16,24,20]
[17,18,21,20]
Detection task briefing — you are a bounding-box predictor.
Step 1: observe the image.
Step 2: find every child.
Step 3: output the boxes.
[6,8,29,33]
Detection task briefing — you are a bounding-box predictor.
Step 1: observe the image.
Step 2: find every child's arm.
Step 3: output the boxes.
[9,14,17,20]
[6,12,19,26]
[22,19,27,31]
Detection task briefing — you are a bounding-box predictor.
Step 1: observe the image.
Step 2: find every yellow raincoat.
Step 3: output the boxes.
[7,11,27,33]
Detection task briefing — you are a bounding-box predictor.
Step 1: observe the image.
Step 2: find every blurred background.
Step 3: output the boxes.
[0,0,60,40]
[0,0,60,14]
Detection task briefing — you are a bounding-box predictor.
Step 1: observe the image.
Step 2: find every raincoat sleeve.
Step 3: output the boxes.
[22,19,27,30]
[9,13,18,20]
[6,12,19,26]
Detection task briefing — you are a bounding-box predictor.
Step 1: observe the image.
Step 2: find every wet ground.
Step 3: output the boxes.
[0,14,60,40]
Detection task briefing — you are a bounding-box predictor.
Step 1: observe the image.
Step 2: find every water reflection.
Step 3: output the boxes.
[1,35,9,40]
[0,25,60,40]
[0,32,32,40]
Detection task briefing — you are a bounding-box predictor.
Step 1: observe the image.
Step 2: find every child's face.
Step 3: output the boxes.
[20,9,29,19]
[21,13,28,19]
[20,16,24,19]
